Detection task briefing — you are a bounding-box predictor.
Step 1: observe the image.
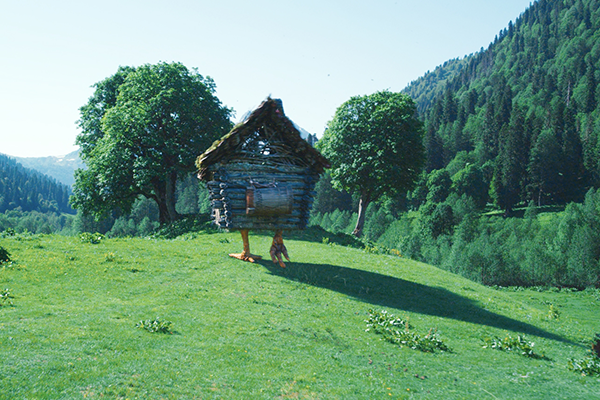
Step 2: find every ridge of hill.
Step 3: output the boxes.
[13,149,83,187]
[0,153,74,214]
[403,56,472,115]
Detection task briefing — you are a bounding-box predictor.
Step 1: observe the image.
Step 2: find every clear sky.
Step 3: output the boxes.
[1,0,534,158]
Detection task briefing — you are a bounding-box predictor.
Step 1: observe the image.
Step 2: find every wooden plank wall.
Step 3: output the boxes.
[207,162,317,230]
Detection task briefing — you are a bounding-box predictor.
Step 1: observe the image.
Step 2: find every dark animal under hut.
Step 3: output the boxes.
[196,97,330,267]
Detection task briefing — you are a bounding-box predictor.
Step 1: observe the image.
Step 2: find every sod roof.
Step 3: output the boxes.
[196,97,330,180]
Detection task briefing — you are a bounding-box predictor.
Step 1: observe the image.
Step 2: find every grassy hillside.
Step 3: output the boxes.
[1,230,599,399]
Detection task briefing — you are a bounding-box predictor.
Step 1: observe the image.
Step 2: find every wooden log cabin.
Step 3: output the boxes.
[195,97,330,266]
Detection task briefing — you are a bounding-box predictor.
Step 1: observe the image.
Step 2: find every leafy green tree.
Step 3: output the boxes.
[76,66,135,155]
[406,172,428,210]
[451,164,489,209]
[72,62,232,223]
[317,91,425,237]
[419,201,455,239]
[426,169,452,203]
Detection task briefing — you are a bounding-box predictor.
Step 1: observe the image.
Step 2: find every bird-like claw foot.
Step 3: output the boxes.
[230,229,262,263]
[229,252,262,263]
[270,230,290,268]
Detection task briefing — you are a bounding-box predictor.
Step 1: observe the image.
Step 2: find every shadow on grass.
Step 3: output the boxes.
[257,259,572,344]
[284,226,364,249]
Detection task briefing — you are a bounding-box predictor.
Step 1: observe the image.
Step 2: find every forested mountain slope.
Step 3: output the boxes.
[14,150,83,187]
[403,57,471,115]
[0,154,73,214]
[403,0,600,213]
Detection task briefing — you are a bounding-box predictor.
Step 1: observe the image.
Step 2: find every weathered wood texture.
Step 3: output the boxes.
[207,163,317,230]
[195,98,329,231]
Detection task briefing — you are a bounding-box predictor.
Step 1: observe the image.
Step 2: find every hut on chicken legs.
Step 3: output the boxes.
[196,98,330,267]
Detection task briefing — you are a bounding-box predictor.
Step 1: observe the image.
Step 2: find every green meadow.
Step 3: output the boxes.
[1,229,599,399]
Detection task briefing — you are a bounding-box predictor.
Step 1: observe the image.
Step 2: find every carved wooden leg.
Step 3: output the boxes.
[229,229,262,262]
[270,230,290,268]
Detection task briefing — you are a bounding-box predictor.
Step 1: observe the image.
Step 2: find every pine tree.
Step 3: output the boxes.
[528,129,563,206]
[442,88,458,123]
[584,60,597,113]
[491,105,528,214]
[558,104,586,203]
[424,125,445,172]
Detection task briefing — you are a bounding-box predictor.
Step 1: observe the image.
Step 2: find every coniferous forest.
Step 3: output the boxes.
[0,154,72,215]
[408,0,600,210]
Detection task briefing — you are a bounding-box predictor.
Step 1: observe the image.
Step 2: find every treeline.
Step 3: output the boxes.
[0,154,73,214]
[0,173,210,237]
[313,178,600,289]
[404,0,600,214]
[83,175,211,237]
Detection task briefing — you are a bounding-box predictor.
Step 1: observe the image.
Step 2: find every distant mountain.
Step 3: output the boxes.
[0,153,74,214]
[293,123,319,146]
[14,149,83,187]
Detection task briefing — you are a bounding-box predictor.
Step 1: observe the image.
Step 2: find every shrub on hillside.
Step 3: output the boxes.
[568,334,600,376]
[0,288,14,306]
[0,245,10,264]
[79,232,105,244]
[135,317,173,334]
[365,309,450,353]
[482,334,543,358]
[151,214,214,239]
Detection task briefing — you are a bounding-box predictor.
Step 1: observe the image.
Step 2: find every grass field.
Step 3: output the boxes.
[1,229,599,399]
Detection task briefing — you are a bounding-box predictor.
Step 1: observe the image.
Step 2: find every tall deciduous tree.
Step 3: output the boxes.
[317,91,424,237]
[71,62,232,223]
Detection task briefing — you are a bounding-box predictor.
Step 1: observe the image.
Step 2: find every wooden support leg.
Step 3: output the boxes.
[229,229,262,263]
[270,230,290,268]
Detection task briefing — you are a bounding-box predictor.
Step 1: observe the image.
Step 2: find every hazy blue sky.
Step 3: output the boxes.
[1,0,534,158]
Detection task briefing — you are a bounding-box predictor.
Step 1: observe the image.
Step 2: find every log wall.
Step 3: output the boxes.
[206,162,317,230]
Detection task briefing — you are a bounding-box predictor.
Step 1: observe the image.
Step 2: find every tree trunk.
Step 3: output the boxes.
[156,200,170,224]
[165,171,179,222]
[154,172,180,224]
[352,191,371,238]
